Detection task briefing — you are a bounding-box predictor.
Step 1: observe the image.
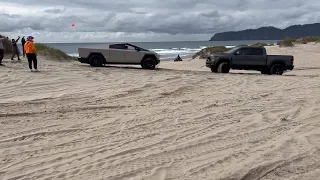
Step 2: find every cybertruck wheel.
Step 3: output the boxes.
[270,64,284,75]
[217,62,230,73]
[89,55,104,67]
[142,57,156,70]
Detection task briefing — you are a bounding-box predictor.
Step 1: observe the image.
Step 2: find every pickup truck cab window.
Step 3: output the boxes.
[234,48,251,55]
[250,48,264,55]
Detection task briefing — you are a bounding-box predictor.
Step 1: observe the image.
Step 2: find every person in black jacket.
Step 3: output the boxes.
[21,36,26,57]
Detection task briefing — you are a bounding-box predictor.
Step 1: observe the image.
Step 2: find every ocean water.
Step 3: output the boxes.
[41,40,279,60]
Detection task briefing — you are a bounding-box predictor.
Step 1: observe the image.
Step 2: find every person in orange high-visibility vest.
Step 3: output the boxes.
[24,36,38,72]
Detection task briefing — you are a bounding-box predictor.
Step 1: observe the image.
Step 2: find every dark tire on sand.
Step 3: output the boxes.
[89,55,104,67]
[217,62,230,73]
[210,66,218,73]
[141,57,157,70]
[260,68,271,75]
[270,64,284,75]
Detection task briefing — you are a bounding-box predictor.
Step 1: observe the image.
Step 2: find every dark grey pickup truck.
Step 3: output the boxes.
[206,46,294,75]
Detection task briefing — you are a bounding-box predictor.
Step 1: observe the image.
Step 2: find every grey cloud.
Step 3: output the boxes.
[44,8,66,14]
[201,11,221,18]
[2,0,320,36]
[1,14,21,18]
[0,13,45,31]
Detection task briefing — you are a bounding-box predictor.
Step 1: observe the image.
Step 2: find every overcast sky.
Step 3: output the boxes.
[1,0,320,43]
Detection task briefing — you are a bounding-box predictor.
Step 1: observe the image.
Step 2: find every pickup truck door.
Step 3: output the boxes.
[232,47,252,66]
[232,47,266,66]
[247,48,267,66]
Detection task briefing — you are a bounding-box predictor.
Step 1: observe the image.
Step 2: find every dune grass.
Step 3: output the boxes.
[192,46,229,59]
[277,37,296,47]
[296,36,320,44]
[250,42,269,47]
[34,43,77,60]
[277,36,320,47]
[0,35,12,53]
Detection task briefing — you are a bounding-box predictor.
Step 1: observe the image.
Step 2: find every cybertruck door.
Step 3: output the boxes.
[124,45,144,63]
[108,47,125,63]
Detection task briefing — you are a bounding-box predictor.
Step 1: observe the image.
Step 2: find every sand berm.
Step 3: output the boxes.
[0,42,320,180]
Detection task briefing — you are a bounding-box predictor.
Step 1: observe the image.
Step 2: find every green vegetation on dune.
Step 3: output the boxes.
[297,36,320,43]
[0,35,13,53]
[1,34,75,60]
[192,46,228,59]
[34,43,76,60]
[249,42,269,47]
[277,37,295,47]
[277,36,320,47]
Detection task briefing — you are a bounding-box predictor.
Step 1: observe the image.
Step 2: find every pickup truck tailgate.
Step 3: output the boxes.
[267,55,294,70]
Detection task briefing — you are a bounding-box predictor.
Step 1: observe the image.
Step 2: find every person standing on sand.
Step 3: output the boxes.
[24,36,38,72]
[0,35,6,66]
[11,36,21,60]
[21,36,26,57]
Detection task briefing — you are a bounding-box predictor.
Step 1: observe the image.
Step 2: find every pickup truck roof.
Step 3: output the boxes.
[226,46,267,55]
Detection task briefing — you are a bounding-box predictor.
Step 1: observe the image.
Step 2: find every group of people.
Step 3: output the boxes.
[0,35,39,71]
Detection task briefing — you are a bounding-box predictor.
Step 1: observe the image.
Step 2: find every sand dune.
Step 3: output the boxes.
[0,44,320,180]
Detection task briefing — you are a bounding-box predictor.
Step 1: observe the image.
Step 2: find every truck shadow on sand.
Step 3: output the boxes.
[80,64,320,78]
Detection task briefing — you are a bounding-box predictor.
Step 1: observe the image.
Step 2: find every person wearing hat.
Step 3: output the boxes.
[24,36,38,71]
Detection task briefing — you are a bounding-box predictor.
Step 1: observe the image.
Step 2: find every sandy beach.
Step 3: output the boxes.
[0,44,320,180]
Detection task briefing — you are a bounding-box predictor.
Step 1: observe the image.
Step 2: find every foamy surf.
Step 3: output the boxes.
[67,53,79,57]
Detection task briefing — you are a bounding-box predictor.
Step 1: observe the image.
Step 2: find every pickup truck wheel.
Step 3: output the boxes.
[142,58,156,70]
[261,68,271,75]
[217,62,230,73]
[270,64,284,75]
[210,66,218,73]
[89,55,103,67]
